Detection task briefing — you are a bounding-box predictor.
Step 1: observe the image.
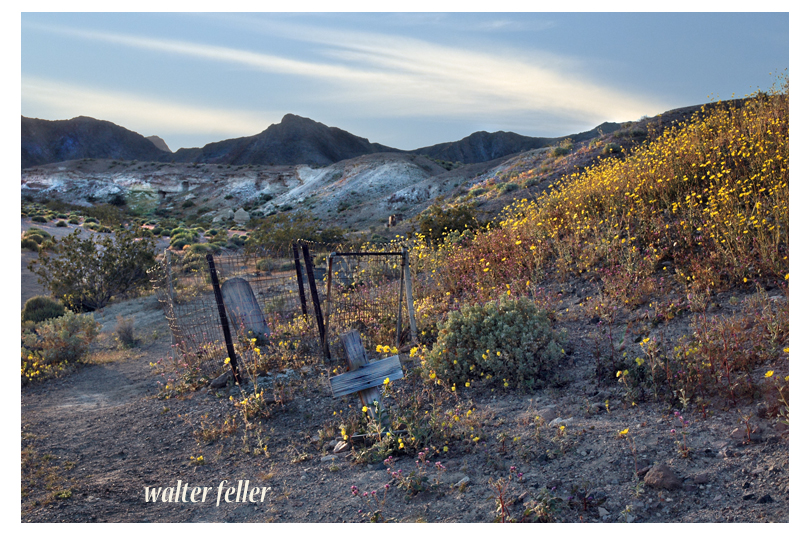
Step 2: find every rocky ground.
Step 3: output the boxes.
[21,275,789,523]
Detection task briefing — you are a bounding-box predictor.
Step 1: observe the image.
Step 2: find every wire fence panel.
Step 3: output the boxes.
[150,246,317,378]
[149,241,415,379]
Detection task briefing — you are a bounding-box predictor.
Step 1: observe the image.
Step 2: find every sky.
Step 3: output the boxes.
[20,11,789,152]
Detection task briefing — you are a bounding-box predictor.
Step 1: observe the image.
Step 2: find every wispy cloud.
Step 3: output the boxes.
[27,21,666,128]
[22,76,276,148]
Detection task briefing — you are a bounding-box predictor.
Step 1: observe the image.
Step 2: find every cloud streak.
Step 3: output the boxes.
[28,21,666,127]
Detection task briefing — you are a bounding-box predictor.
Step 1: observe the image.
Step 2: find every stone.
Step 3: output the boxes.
[693,472,710,484]
[320,455,337,463]
[643,464,682,490]
[456,476,471,487]
[233,208,250,224]
[743,493,755,501]
[209,371,232,389]
[598,507,610,518]
[756,494,775,504]
[538,406,557,422]
[548,417,573,428]
[731,427,746,439]
[333,441,350,453]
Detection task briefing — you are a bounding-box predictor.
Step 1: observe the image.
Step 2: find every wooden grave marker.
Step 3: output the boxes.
[221,277,271,340]
[329,330,403,427]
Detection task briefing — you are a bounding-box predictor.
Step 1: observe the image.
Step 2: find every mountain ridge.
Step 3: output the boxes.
[21,114,618,170]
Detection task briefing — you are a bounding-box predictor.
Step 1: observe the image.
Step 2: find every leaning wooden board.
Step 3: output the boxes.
[221,277,271,339]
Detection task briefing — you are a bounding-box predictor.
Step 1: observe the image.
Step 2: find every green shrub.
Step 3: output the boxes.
[98,226,113,233]
[55,220,68,227]
[602,143,621,155]
[22,296,66,324]
[417,202,480,244]
[24,229,51,241]
[31,215,47,223]
[425,295,564,389]
[497,182,519,196]
[29,227,157,311]
[68,218,80,225]
[181,200,195,208]
[21,238,39,252]
[29,311,100,364]
[84,222,99,231]
[469,187,485,196]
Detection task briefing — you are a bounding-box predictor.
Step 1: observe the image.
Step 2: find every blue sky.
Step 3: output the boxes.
[21,11,789,152]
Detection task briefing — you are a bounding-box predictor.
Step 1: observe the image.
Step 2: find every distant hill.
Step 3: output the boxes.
[21,116,169,169]
[170,114,399,166]
[411,122,621,164]
[146,135,171,152]
[21,113,620,169]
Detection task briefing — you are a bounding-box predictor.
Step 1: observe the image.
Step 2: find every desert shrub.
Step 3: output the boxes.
[150,227,162,235]
[114,315,137,348]
[602,143,621,155]
[182,199,195,208]
[24,229,51,242]
[245,213,344,251]
[98,226,113,233]
[84,222,99,231]
[22,296,66,324]
[497,182,519,196]
[68,218,80,225]
[26,311,100,365]
[56,220,68,227]
[417,202,480,244]
[469,187,485,196]
[21,238,39,252]
[424,295,564,389]
[85,217,99,224]
[31,215,47,223]
[29,227,157,311]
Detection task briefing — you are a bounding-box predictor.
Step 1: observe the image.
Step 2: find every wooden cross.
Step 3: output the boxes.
[329,330,403,427]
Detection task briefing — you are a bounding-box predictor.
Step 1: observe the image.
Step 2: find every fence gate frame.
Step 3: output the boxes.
[322,247,418,365]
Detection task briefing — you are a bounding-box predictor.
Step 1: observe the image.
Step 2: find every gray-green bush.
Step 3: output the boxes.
[425,295,564,389]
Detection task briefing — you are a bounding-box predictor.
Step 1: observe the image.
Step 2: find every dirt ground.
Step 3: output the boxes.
[21,261,790,523]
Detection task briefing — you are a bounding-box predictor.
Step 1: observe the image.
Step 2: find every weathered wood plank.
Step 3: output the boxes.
[338,330,386,424]
[221,277,271,339]
[329,355,404,398]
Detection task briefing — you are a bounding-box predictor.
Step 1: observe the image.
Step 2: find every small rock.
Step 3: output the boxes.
[333,441,350,454]
[328,440,338,449]
[456,476,471,487]
[742,481,750,489]
[538,405,557,422]
[756,494,775,504]
[209,371,232,389]
[320,455,337,463]
[590,403,604,414]
[548,417,573,428]
[636,465,652,478]
[731,428,746,439]
[693,472,710,484]
[644,464,682,490]
[598,507,610,518]
[743,494,755,501]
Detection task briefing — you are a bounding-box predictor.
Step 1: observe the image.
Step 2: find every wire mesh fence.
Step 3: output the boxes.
[149,240,416,380]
